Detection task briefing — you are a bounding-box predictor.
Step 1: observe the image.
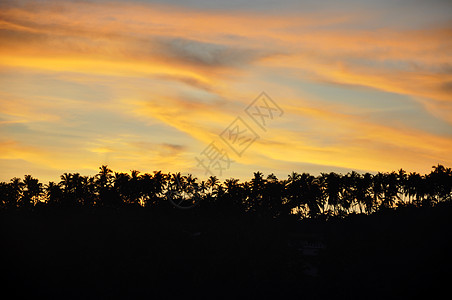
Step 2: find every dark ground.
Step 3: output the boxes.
[1,203,451,299]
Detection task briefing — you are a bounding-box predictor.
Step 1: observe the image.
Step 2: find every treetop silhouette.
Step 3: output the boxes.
[0,164,451,218]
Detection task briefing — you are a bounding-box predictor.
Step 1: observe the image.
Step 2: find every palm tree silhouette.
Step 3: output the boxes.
[113,172,131,203]
[1,164,451,213]
[22,175,42,207]
[249,171,265,213]
[320,172,342,216]
[95,165,116,207]
[358,173,373,214]
[429,164,452,203]
[380,172,400,209]
[262,174,286,217]
[372,172,385,211]
[397,169,408,205]
[0,178,23,209]
[96,165,113,190]
[45,181,62,206]
[223,178,243,211]
[128,170,141,205]
[147,170,167,207]
[0,182,11,208]
[205,175,220,206]
[299,173,322,217]
[10,177,24,208]
[286,171,303,216]
[341,172,356,214]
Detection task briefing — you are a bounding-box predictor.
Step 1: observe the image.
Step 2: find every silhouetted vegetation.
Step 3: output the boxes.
[0,165,451,298]
[1,165,451,215]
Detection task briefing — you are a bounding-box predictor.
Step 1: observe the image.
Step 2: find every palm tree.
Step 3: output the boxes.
[185,174,203,207]
[198,180,208,195]
[249,171,265,213]
[128,170,141,205]
[0,180,20,209]
[406,172,419,205]
[285,172,303,215]
[224,178,240,193]
[320,172,343,216]
[285,172,323,218]
[186,174,199,193]
[342,171,374,215]
[341,172,357,214]
[371,172,385,211]
[357,173,373,214]
[71,173,83,205]
[263,174,286,217]
[10,177,24,208]
[288,171,301,183]
[114,172,131,203]
[146,171,167,207]
[429,164,452,203]
[298,174,323,218]
[380,172,400,209]
[166,173,202,209]
[96,165,113,190]
[22,175,42,207]
[397,169,408,205]
[206,175,219,187]
[45,181,62,206]
[207,175,219,195]
[0,182,10,208]
[82,176,96,207]
[406,172,426,206]
[60,173,72,193]
[59,173,86,206]
[152,170,166,196]
[223,178,242,210]
[95,165,116,207]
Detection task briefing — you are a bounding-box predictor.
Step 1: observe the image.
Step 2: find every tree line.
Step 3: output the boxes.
[1,164,451,218]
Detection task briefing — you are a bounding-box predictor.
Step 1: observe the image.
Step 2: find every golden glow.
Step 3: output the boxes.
[0,0,451,182]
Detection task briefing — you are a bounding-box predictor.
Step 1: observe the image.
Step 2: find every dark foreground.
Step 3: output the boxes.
[1,203,451,299]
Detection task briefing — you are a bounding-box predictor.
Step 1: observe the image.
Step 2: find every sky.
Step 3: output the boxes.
[0,0,451,183]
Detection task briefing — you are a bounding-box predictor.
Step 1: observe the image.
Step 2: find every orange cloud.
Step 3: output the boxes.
[2,0,450,116]
[0,92,62,124]
[123,91,451,176]
[259,26,452,123]
[248,102,452,173]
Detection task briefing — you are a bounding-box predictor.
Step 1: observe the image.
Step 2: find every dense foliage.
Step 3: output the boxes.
[1,164,451,217]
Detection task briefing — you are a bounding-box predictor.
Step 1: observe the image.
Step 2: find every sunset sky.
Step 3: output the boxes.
[1,0,451,183]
